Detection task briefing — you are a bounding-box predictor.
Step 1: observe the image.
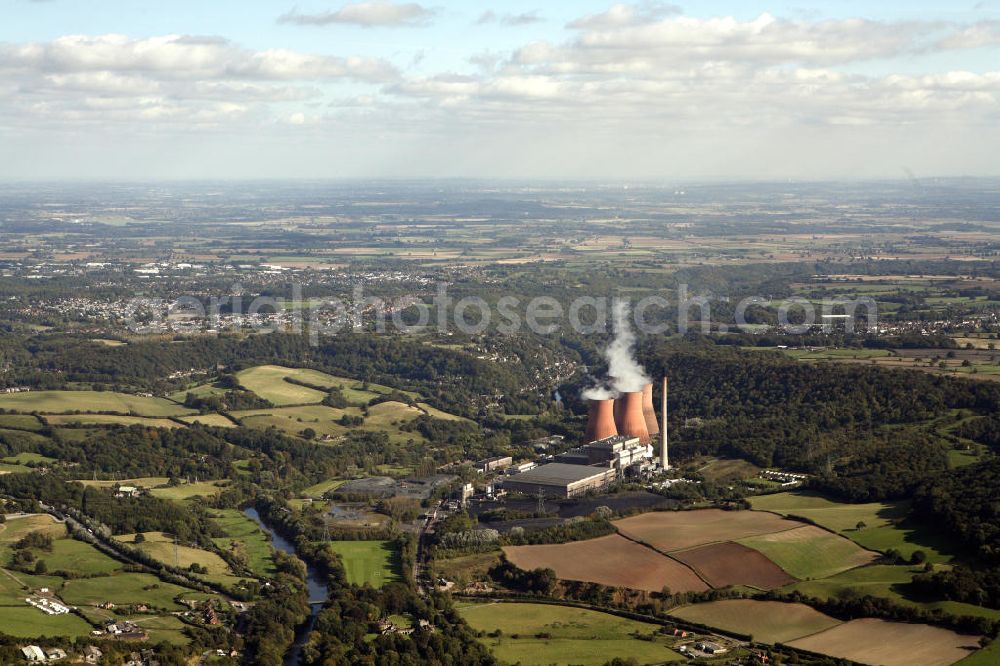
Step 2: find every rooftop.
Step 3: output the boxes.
[504,463,612,486]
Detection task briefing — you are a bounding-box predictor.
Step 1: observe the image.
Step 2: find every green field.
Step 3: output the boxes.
[236,365,334,405]
[115,532,233,576]
[45,414,184,428]
[59,572,194,611]
[669,599,841,644]
[738,526,877,580]
[787,565,1000,621]
[235,364,420,406]
[416,402,469,422]
[177,413,236,428]
[232,404,354,438]
[79,476,171,490]
[149,480,229,500]
[209,509,276,577]
[0,606,95,638]
[0,414,44,430]
[302,478,346,497]
[0,514,65,544]
[168,381,228,403]
[0,569,66,605]
[170,365,457,443]
[41,537,124,575]
[787,564,917,604]
[948,448,984,468]
[433,550,502,585]
[750,491,955,562]
[459,601,684,665]
[328,540,401,587]
[0,390,193,417]
[132,613,191,645]
[234,401,433,444]
[1,452,57,465]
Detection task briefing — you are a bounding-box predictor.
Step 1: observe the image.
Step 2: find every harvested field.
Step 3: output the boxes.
[45,414,184,428]
[787,618,981,666]
[671,542,796,590]
[614,509,799,553]
[235,365,329,405]
[669,599,841,644]
[503,534,709,593]
[178,413,236,428]
[738,525,879,580]
[0,390,193,417]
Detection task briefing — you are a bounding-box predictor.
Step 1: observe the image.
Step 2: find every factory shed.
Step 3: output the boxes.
[501,463,616,498]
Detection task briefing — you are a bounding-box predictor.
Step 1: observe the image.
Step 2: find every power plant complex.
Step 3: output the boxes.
[503,377,670,498]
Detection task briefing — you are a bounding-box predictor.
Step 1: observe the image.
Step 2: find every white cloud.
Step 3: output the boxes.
[0,33,396,133]
[0,34,398,82]
[568,2,680,30]
[935,20,1000,50]
[476,10,544,27]
[278,2,435,28]
[3,6,1000,178]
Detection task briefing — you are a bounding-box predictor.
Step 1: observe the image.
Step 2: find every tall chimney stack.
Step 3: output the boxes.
[641,383,659,437]
[585,398,618,443]
[660,376,669,469]
[615,391,650,442]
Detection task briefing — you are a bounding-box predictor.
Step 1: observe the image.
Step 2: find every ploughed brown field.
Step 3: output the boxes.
[671,542,797,590]
[787,618,981,666]
[614,509,800,552]
[502,534,710,593]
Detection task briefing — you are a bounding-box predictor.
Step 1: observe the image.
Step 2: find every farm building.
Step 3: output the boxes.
[21,646,46,662]
[501,463,616,498]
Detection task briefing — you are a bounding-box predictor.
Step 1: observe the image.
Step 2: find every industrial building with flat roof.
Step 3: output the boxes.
[501,463,617,498]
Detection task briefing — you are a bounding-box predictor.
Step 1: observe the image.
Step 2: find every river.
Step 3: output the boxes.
[243,507,327,666]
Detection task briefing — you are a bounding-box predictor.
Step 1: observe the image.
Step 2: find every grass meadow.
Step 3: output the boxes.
[458,601,684,666]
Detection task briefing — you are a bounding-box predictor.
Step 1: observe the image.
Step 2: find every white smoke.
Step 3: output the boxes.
[581,300,650,399]
[581,385,617,400]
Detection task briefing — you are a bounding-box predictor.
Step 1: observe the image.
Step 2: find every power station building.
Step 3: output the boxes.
[500,378,670,498]
[582,380,666,462]
[501,463,617,498]
[555,435,648,470]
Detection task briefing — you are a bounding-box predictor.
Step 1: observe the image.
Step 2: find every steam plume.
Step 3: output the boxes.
[582,300,650,399]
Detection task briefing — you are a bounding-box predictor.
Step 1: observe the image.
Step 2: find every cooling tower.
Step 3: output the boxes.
[614,391,650,442]
[641,382,660,436]
[585,398,618,443]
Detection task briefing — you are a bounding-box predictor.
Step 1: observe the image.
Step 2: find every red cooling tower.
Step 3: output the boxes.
[585,399,618,443]
[614,391,650,442]
[641,382,660,436]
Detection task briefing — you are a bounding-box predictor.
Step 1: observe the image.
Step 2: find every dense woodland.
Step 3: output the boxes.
[910,459,1000,608]
[557,341,1000,502]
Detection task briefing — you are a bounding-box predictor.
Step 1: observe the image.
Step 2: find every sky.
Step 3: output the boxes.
[2,0,999,180]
